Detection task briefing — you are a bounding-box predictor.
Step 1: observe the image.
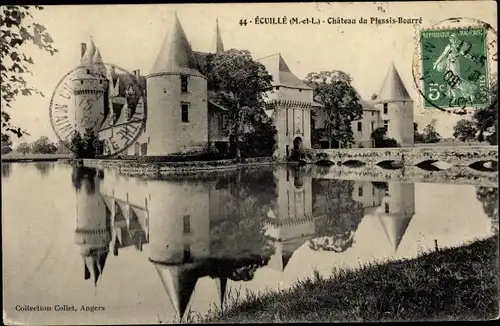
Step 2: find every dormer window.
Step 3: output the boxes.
[181,75,188,93]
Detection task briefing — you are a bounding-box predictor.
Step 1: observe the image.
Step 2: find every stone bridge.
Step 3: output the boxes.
[311,146,498,169]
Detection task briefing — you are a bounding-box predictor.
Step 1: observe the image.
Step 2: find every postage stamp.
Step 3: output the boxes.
[412,17,498,114]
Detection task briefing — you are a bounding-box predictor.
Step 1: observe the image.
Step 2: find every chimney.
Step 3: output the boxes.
[110,65,116,76]
[81,43,87,59]
[134,69,140,78]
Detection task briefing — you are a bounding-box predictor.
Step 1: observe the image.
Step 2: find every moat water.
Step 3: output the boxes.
[2,162,498,324]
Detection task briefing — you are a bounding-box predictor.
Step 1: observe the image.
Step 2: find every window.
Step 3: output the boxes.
[371,121,375,132]
[221,113,229,131]
[183,244,192,263]
[181,75,188,93]
[275,86,280,90]
[358,187,363,197]
[385,202,390,213]
[181,103,189,122]
[183,215,191,234]
[384,120,389,129]
[357,121,362,132]
[383,103,388,114]
[372,111,374,116]
[372,186,375,196]
[86,69,90,74]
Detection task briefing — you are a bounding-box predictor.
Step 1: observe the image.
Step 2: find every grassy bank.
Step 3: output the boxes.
[195,236,499,323]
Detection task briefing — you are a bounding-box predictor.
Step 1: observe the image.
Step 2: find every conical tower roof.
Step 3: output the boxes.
[213,18,224,53]
[154,264,199,320]
[150,13,201,76]
[80,36,96,66]
[377,213,413,252]
[375,63,412,103]
[93,48,107,77]
[257,53,311,90]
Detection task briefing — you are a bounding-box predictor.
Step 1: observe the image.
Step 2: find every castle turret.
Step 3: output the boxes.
[73,166,110,286]
[147,179,211,319]
[257,54,314,158]
[145,13,208,156]
[374,63,414,146]
[213,18,224,53]
[375,182,415,252]
[72,37,108,135]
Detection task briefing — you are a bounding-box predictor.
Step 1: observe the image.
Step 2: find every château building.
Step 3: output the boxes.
[72,13,414,159]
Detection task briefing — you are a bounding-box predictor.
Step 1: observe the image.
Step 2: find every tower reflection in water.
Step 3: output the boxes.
[71,165,416,319]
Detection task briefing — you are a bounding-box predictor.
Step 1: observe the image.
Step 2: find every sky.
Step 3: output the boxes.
[5,1,497,146]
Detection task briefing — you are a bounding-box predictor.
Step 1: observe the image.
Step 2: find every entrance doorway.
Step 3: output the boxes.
[293,137,303,151]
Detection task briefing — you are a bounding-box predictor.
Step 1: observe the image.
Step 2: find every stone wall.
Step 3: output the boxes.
[313,146,498,167]
[82,157,277,176]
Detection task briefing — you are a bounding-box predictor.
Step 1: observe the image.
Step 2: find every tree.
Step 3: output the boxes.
[70,131,84,158]
[15,141,30,154]
[1,133,13,154]
[453,119,478,142]
[472,76,498,145]
[204,49,273,159]
[30,136,57,154]
[371,127,399,148]
[1,6,58,142]
[305,71,363,148]
[309,179,365,252]
[476,187,499,235]
[209,168,276,281]
[83,127,99,158]
[239,113,276,157]
[413,122,425,143]
[422,119,441,143]
[56,140,71,154]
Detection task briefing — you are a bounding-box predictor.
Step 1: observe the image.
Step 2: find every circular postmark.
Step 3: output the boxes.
[412,17,497,115]
[49,63,146,157]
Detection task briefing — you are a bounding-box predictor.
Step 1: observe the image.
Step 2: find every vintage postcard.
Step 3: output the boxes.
[1,1,498,325]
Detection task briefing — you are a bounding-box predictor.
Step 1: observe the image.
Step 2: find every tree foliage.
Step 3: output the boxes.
[422,119,441,143]
[204,49,273,159]
[451,76,498,145]
[476,187,499,235]
[453,119,478,142]
[1,5,58,140]
[309,179,365,252]
[30,136,57,154]
[305,70,363,148]
[70,128,103,158]
[1,133,13,154]
[413,122,425,143]
[209,168,276,281]
[371,127,399,148]
[15,141,30,154]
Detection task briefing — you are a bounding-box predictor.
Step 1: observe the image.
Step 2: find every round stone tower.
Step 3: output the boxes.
[72,166,110,286]
[146,179,211,320]
[374,63,414,147]
[375,182,416,252]
[145,13,208,156]
[72,37,108,135]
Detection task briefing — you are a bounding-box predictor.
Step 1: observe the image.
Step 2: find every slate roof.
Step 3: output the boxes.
[375,63,412,103]
[150,13,203,76]
[257,53,311,90]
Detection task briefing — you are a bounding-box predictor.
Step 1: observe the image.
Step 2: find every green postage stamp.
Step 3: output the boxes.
[420,27,490,110]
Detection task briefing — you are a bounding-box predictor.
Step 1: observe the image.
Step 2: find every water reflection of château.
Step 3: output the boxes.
[72,165,416,319]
